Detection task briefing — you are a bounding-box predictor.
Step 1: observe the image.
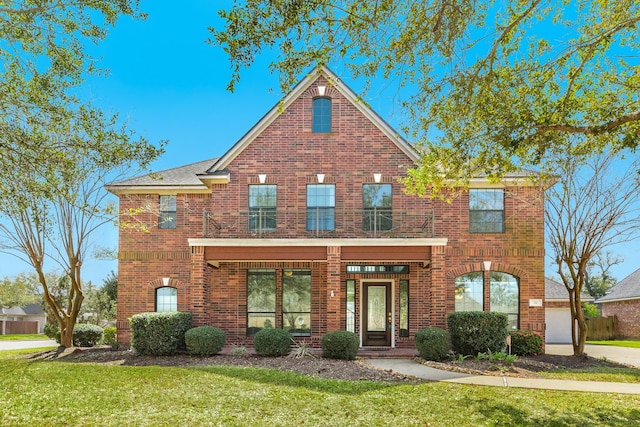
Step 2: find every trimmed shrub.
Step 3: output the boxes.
[253,328,292,356]
[103,326,119,349]
[185,326,226,356]
[130,312,193,356]
[44,322,61,344]
[73,324,104,347]
[509,330,544,356]
[415,327,451,361]
[447,311,509,356]
[321,330,359,360]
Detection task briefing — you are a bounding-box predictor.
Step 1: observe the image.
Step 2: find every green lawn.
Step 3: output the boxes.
[541,367,640,383]
[587,340,640,349]
[0,352,639,426]
[0,334,48,341]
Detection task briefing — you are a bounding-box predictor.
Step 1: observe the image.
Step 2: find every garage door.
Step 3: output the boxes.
[545,308,574,343]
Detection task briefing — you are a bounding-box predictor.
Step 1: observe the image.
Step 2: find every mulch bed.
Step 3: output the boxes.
[419,353,630,378]
[28,346,632,383]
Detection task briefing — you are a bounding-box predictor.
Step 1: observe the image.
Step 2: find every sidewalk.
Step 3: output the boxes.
[365,358,640,395]
[0,339,58,351]
[546,344,640,368]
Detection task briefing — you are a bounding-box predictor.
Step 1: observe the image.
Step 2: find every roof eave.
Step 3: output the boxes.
[106,185,210,195]
[197,172,231,188]
[597,296,640,304]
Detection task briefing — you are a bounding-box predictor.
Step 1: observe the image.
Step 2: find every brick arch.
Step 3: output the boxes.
[490,263,528,281]
[146,278,190,312]
[307,85,338,98]
[446,263,484,279]
[446,262,528,280]
[146,277,189,291]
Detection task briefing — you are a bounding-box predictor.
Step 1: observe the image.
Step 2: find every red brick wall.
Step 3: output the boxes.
[115,76,547,346]
[601,300,640,338]
[436,185,547,335]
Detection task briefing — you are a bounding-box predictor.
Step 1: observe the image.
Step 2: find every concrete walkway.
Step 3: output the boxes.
[366,346,640,395]
[367,358,640,394]
[0,339,58,351]
[546,344,640,368]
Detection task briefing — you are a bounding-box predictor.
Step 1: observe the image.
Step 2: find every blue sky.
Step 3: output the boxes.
[1,1,638,286]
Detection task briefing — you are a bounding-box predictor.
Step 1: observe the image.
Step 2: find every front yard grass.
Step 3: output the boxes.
[587,340,640,349]
[0,333,48,341]
[541,366,640,383]
[1,351,639,426]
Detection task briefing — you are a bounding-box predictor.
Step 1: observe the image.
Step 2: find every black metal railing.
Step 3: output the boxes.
[203,208,434,238]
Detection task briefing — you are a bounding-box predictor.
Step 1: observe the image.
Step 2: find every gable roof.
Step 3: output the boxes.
[107,158,217,194]
[545,277,594,302]
[596,268,640,303]
[200,66,417,181]
[0,303,45,316]
[107,67,543,193]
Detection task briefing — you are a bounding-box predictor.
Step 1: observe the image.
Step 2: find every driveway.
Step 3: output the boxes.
[0,339,58,351]
[546,344,640,367]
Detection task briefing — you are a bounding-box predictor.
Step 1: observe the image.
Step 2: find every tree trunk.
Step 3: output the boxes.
[570,285,588,356]
[59,318,74,348]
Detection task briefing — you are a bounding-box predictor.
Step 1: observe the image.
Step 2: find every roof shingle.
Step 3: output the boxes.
[597,268,640,303]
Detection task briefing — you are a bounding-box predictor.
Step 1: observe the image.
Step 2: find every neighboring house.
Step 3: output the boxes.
[0,303,47,334]
[596,268,640,339]
[107,66,547,349]
[544,277,594,343]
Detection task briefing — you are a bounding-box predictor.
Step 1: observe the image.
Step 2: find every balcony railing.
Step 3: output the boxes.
[203,207,434,239]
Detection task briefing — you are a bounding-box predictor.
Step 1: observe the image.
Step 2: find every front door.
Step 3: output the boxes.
[362,282,392,346]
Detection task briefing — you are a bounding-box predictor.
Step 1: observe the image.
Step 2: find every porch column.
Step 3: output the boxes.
[190,245,209,326]
[430,245,448,329]
[326,245,342,332]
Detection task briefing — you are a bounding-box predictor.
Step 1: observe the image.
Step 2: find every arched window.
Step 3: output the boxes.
[454,271,520,330]
[490,272,519,330]
[312,97,331,132]
[454,272,483,312]
[156,287,177,312]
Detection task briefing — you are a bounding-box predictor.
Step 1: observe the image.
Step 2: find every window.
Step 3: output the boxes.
[363,184,392,232]
[346,279,355,333]
[282,270,311,336]
[469,189,504,233]
[454,272,484,312]
[247,270,276,336]
[454,271,520,329]
[307,184,335,231]
[399,280,409,337]
[249,185,277,231]
[312,97,331,132]
[159,195,176,229]
[247,269,312,337]
[156,287,177,312]
[490,272,519,330]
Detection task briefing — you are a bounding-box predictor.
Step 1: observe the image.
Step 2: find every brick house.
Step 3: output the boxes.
[107,66,547,349]
[597,268,640,339]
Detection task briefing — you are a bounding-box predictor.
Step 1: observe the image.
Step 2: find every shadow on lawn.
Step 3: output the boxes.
[474,397,640,427]
[193,364,402,395]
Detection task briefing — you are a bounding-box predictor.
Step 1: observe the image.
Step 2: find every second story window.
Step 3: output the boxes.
[363,184,392,232]
[159,195,177,229]
[312,97,331,133]
[249,185,277,231]
[307,184,335,231]
[469,189,504,233]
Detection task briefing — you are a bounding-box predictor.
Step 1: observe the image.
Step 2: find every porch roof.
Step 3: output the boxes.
[188,237,448,247]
